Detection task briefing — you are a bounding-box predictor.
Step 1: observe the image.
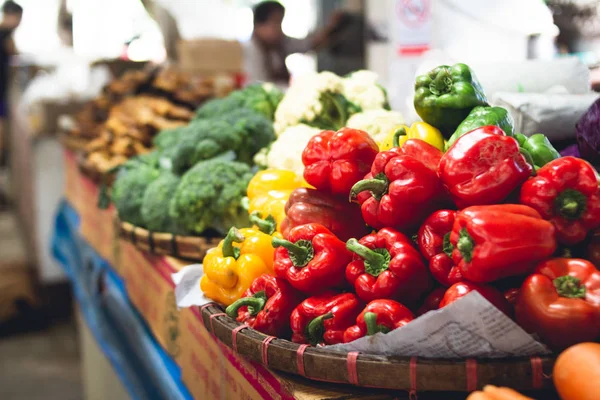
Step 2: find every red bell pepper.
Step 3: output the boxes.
[302,128,379,196]
[416,287,447,316]
[519,157,600,245]
[290,292,363,345]
[515,258,600,350]
[281,187,369,242]
[273,223,352,293]
[350,147,448,232]
[440,282,513,318]
[225,274,304,337]
[392,130,444,172]
[343,299,414,343]
[451,204,557,283]
[439,126,532,208]
[345,228,432,305]
[417,210,462,287]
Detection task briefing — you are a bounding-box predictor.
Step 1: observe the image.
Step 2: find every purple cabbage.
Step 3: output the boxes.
[576,98,600,167]
[560,143,581,158]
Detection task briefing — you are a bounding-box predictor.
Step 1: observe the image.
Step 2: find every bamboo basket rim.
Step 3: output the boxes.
[198,303,556,392]
[117,220,222,262]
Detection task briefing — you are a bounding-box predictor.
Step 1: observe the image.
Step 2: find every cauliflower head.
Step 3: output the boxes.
[274,71,345,135]
[343,70,389,112]
[255,123,323,176]
[346,109,405,143]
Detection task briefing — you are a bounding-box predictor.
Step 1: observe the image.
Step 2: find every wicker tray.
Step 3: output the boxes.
[198,303,555,392]
[117,220,222,261]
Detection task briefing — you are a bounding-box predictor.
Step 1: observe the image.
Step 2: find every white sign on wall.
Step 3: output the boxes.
[392,0,432,57]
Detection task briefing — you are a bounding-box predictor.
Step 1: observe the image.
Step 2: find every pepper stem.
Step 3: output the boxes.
[346,239,391,277]
[225,291,267,318]
[457,228,474,263]
[392,127,407,148]
[430,69,453,96]
[553,276,586,299]
[271,237,314,267]
[349,173,389,202]
[249,211,277,235]
[222,227,245,259]
[306,312,334,346]
[364,312,390,336]
[555,189,588,220]
[442,232,454,258]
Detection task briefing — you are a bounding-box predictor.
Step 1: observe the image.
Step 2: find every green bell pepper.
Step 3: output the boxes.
[515,133,560,169]
[446,106,514,149]
[414,63,488,137]
[514,132,528,147]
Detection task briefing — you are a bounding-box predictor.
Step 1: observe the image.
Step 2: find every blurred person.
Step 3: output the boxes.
[245,1,343,85]
[0,0,21,165]
[57,0,73,47]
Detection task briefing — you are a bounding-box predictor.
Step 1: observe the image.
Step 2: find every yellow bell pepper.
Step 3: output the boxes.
[201,226,277,306]
[246,169,307,231]
[379,122,445,151]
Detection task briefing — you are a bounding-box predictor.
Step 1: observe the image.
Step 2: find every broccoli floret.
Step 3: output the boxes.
[169,110,274,173]
[194,91,246,120]
[239,83,283,120]
[222,108,276,164]
[141,171,182,233]
[169,159,253,235]
[153,126,188,150]
[112,164,160,227]
[170,119,245,173]
[117,150,161,172]
[194,84,283,121]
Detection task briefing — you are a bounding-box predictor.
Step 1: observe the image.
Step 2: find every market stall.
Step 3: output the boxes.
[53,59,600,400]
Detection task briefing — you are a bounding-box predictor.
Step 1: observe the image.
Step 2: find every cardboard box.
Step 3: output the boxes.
[79,176,116,265]
[179,307,394,400]
[116,241,183,361]
[179,307,291,400]
[177,39,243,74]
[113,244,396,399]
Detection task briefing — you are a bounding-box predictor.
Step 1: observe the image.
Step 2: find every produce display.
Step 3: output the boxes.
[188,63,599,358]
[92,62,600,395]
[108,72,391,237]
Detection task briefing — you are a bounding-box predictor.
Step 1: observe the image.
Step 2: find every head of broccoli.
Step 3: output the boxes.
[141,171,183,233]
[169,158,253,235]
[153,126,188,150]
[170,119,246,174]
[193,91,247,120]
[169,110,274,174]
[240,83,283,121]
[112,163,160,227]
[194,84,283,121]
[222,108,275,164]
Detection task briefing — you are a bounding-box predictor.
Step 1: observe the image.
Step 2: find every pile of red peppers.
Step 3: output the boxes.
[225,123,600,352]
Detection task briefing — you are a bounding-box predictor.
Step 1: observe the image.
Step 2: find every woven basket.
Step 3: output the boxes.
[198,303,555,392]
[117,220,222,262]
